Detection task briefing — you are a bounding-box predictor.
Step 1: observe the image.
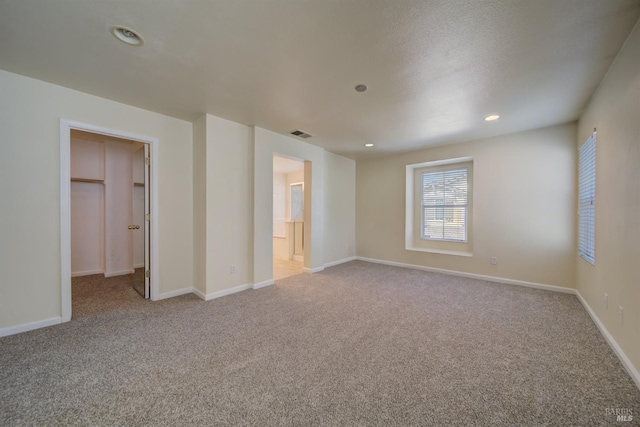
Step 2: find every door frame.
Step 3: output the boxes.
[59,119,160,322]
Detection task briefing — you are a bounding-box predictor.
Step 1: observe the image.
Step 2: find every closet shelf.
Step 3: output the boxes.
[71,177,104,184]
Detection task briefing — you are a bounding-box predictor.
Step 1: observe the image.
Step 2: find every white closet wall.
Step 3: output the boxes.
[70,182,104,276]
[104,140,133,277]
[70,136,105,276]
[70,131,140,278]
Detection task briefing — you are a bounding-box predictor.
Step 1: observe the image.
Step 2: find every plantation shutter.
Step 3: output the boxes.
[578,133,596,264]
[422,168,468,241]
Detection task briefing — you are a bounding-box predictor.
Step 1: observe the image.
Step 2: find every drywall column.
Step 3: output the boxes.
[192,114,252,298]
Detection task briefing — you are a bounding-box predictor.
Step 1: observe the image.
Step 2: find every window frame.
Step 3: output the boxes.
[405,157,473,257]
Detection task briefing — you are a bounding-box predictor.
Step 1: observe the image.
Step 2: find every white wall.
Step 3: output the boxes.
[193,114,253,296]
[0,70,193,330]
[205,115,253,294]
[273,171,288,260]
[70,182,104,276]
[192,115,207,295]
[104,140,133,276]
[273,171,287,237]
[324,151,356,264]
[69,134,105,276]
[356,123,576,288]
[577,21,640,376]
[70,136,104,180]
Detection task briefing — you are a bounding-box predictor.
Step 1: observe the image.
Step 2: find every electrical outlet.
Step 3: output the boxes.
[618,306,624,324]
[491,256,498,265]
[604,293,608,309]
[230,265,236,274]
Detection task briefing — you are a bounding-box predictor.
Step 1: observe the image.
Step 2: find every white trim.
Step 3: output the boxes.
[355,257,575,294]
[205,284,252,301]
[575,290,640,390]
[408,156,474,169]
[60,119,160,322]
[404,247,473,257]
[253,279,275,290]
[303,266,325,274]
[0,317,62,338]
[323,256,356,268]
[192,287,206,301]
[156,287,194,300]
[134,263,144,269]
[104,269,134,278]
[71,269,104,278]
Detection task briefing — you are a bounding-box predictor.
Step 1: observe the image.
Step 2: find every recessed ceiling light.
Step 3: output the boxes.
[484,114,500,121]
[110,25,144,46]
[355,84,368,93]
[364,143,374,147]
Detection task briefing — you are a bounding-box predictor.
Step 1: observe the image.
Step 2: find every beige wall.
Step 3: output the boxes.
[356,123,576,288]
[192,115,207,295]
[0,70,193,330]
[205,114,253,294]
[577,21,640,374]
[324,151,356,264]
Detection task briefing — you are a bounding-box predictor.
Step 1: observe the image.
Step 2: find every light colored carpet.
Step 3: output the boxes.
[1,261,638,426]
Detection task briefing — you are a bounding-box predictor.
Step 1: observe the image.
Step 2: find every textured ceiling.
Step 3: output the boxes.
[1,0,638,159]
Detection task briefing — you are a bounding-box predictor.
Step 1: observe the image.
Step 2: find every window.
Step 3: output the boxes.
[405,157,473,256]
[421,168,468,242]
[578,133,596,264]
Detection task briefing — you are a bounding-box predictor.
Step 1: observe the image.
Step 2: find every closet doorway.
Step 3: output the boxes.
[60,120,159,323]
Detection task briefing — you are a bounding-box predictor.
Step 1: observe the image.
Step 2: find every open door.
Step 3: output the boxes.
[132,144,150,298]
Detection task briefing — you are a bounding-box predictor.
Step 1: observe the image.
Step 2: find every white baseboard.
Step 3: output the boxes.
[575,290,640,390]
[0,317,62,338]
[303,266,325,274]
[104,269,134,278]
[203,283,252,301]
[253,279,275,290]
[355,256,575,294]
[134,263,144,269]
[71,269,104,278]
[324,256,356,268]
[192,287,206,300]
[155,287,194,301]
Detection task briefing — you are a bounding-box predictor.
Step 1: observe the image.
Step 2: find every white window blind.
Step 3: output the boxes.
[578,133,596,264]
[421,168,468,241]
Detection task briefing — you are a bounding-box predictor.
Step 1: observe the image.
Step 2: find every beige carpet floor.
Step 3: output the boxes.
[1,261,638,426]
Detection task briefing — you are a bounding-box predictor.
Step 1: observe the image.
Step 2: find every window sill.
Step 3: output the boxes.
[405,246,473,257]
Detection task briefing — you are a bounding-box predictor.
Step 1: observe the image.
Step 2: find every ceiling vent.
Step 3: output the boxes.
[290,130,312,139]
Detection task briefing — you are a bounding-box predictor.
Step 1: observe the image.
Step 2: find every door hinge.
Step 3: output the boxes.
[145,214,150,221]
[145,157,150,165]
[145,270,150,278]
